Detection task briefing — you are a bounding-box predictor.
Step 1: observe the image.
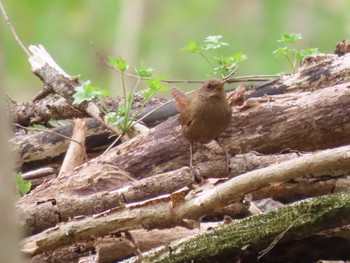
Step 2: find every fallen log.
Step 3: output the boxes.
[17,81,350,236]
[21,145,350,254]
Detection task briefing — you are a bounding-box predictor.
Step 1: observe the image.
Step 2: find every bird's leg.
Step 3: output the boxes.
[189,142,202,183]
[189,142,194,169]
[215,138,231,168]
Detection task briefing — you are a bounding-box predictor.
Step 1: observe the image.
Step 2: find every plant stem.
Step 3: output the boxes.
[98,99,110,115]
[132,78,141,93]
[286,55,294,71]
[135,90,195,125]
[199,52,214,68]
[120,72,129,132]
[292,54,298,73]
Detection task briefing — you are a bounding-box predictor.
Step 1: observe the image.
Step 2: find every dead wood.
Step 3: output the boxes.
[18,167,196,236]
[122,192,350,263]
[16,78,350,237]
[12,46,350,262]
[248,53,350,98]
[12,118,113,171]
[27,223,219,263]
[9,95,85,127]
[20,145,350,254]
[28,45,123,136]
[58,119,87,177]
[17,151,295,236]
[252,171,350,203]
[93,223,219,263]
[12,53,350,172]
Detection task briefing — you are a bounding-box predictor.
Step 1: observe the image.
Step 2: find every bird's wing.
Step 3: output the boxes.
[171,87,190,113]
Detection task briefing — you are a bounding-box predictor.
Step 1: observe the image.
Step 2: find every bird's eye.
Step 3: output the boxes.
[206,84,214,90]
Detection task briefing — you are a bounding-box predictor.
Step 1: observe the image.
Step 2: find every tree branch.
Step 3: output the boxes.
[123,192,350,262]
[21,144,350,254]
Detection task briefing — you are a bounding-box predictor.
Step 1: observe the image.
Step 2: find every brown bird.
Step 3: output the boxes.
[171,79,232,168]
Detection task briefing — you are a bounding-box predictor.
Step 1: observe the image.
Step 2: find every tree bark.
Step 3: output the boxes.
[122,192,350,263]
[12,46,350,262]
[21,145,350,255]
[16,78,350,235]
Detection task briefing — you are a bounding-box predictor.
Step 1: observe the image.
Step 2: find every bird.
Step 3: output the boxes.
[171,79,232,168]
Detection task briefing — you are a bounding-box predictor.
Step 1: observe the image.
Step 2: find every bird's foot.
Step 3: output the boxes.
[189,164,203,184]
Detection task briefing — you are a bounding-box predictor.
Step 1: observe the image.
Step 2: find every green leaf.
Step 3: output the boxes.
[203,35,229,50]
[109,56,129,72]
[277,33,302,44]
[135,65,154,78]
[146,77,167,91]
[14,173,31,196]
[181,41,202,53]
[73,81,108,105]
[107,111,125,126]
[107,93,135,133]
[216,53,247,66]
[142,77,168,100]
[212,53,247,77]
[273,47,291,57]
[296,48,319,61]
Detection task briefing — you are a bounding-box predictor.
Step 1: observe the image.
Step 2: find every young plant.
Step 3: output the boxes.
[104,57,167,134]
[14,173,31,196]
[181,35,247,78]
[273,33,319,72]
[73,80,109,113]
[73,56,166,135]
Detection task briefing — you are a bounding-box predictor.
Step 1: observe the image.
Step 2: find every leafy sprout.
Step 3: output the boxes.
[273,33,319,72]
[181,35,247,78]
[135,65,154,78]
[109,56,129,72]
[277,33,302,44]
[72,80,108,105]
[203,35,229,50]
[181,40,202,53]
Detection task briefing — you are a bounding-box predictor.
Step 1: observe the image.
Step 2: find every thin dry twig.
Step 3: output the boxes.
[90,41,276,84]
[222,67,239,81]
[14,123,87,161]
[0,0,30,56]
[257,213,310,261]
[102,134,123,155]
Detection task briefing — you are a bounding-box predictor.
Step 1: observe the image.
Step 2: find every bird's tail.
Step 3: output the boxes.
[171,87,190,112]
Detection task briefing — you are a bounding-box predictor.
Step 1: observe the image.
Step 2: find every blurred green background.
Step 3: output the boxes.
[1,0,349,102]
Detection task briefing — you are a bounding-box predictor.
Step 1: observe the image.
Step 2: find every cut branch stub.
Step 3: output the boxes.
[28,45,123,135]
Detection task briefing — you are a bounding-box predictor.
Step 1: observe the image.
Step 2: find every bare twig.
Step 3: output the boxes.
[135,90,195,125]
[0,0,30,56]
[102,134,122,155]
[222,67,239,81]
[14,123,84,149]
[91,42,277,84]
[257,213,310,261]
[21,145,350,254]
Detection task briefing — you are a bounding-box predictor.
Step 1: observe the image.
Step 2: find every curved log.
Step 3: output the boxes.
[17,80,350,236]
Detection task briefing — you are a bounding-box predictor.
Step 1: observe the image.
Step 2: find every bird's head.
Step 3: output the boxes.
[198,79,226,99]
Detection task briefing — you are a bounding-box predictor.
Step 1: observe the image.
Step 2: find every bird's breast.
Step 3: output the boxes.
[182,98,232,143]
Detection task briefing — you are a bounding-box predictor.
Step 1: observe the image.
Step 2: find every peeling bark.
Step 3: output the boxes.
[16,81,350,237]
[11,46,350,262]
[122,193,350,263]
[21,145,350,254]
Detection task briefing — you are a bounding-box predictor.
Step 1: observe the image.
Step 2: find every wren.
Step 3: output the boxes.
[171,79,232,168]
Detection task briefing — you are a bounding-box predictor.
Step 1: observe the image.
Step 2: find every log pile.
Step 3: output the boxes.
[9,43,350,262]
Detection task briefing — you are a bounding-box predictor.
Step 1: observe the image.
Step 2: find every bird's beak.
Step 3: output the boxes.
[219,79,227,88]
